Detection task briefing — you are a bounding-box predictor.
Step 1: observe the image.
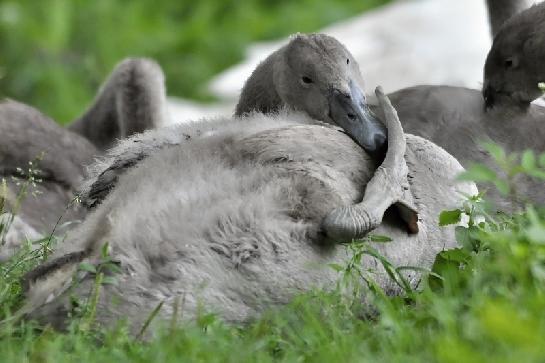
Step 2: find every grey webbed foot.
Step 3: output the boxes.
[322,86,419,242]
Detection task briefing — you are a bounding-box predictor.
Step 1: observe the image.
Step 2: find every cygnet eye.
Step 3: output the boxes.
[301,76,313,84]
[347,58,350,65]
[504,58,514,69]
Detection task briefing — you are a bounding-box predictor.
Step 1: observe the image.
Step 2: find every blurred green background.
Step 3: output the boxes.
[0,0,390,124]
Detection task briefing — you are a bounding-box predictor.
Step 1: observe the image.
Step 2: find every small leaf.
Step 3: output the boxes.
[538,152,545,167]
[368,234,393,243]
[493,179,510,196]
[455,226,472,249]
[78,262,97,274]
[455,226,481,252]
[100,256,114,264]
[458,164,497,182]
[328,263,344,272]
[439,248,470,263]
[104,262,122,274]
[101,242,110,258]
[197,312,217,329]
[429,248,470,291]
[439,209,462,226]
[521,150,536,171]
[101,276,118,285]
[483,142,506,163]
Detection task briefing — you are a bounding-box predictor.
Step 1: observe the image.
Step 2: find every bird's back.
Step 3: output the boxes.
[375,85,545,208]
[0,100,97,233]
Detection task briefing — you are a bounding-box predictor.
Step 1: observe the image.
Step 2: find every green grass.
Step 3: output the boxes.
[2,3,545,360]
[0,0,391,124]
[1,146,545,362]
[1,204,545,362]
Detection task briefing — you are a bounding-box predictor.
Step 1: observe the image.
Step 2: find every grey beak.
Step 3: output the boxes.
[328,80,387,159]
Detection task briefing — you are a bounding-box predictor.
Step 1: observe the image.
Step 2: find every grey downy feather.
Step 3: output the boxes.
[21,106,476,334]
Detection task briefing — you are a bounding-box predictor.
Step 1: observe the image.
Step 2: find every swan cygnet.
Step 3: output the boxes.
[0,58,166,259]
[82,34,388,211]
[20,87,476,332]
[68,58,166,151]
[483,1,545,109]
[371,2,545,210]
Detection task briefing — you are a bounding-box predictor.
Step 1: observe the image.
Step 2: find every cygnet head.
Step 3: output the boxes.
[238,33,387,158]
[483,2,545,109]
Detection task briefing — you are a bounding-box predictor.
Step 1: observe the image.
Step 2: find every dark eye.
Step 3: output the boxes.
[504,58,514,69]
[301,76,313,84]
[347,58,350,65]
